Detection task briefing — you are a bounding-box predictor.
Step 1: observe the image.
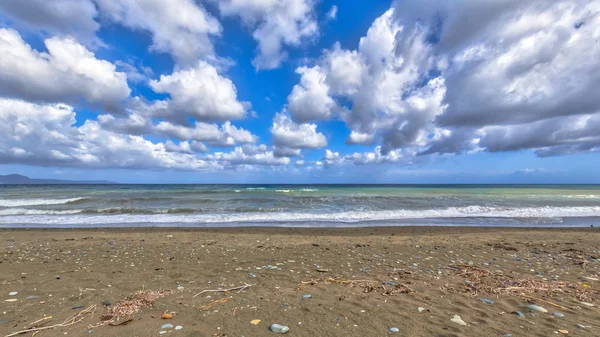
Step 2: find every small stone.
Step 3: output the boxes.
[504,334,512,337]
[558,329,568,334]
[515,257,521,261]
[8,292,18,296]
[248,273,257,278]
[270,323,289,333]
[27,296,39,299]
[480,298,494,304]
[161,313,173,319]
[177,286,184,291]
[4,299,17,302]
[512,311,525,318]
[302,294,312,299]
[389,327,400,333]
[383,281,397,287]
[0,320,9,324]
[450,315,467,326]
[175,325,182,330]
[160,323,174,329]
[576,324,585,329]
[417,307,425,312]
[72,305,84,309]
[553,312,564,318]
[534,249,541,254]
[159,331,167,335]
[103,300,111,306]
[527,304,547,313]
[315,268,329,272]
[250,319,261,325]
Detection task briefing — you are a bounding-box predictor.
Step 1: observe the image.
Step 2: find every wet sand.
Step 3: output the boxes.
[1,227,599,337]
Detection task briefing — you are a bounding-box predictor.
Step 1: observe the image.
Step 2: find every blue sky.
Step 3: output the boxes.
[0,0,599,183]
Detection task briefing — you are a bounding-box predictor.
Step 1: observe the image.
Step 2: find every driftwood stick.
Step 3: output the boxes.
[193,284,253,298]
[520,294,570,310]
[5,305,95,337]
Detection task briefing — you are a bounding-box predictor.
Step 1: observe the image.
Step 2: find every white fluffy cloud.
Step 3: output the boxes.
[95,0,222,65]
[271,113,327,156]
[0,98,211,170]
[207,145,290,166]
[287,66,337,123]
[0,0,99,43]
[145,61,250,122]
[0,28,130,110]
[214,0,318,69]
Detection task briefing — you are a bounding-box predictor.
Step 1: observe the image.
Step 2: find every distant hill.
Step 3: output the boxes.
[0,174,114,184]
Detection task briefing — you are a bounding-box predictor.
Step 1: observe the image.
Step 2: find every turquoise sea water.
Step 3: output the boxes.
[1,184,600,228]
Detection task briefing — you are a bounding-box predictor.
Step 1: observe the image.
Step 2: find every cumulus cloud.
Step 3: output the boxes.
[95,0,222,65]
[270,113,327,157]
[0,0,99,43]
[145,61,249,122]
[284,0,600,160]
[287,66,337,123]
[0,98,211,170]
[213,0,318,69]
[326,5,338,20]
[207,145,290,166]
[0,28,130,110]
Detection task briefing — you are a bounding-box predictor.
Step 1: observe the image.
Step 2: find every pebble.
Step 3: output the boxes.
[250,319,261,325]
[480,298,494,305]
[0,320,9,324]
[103,300,111,306]
[72,305,84,309]
[504,334,512,337]
[527,304,548,313]
[270,323,289,333]
[512,311,525,318]
[27,296,39,299]
[515,258,521,261]
[8,292,18,296]
[177,286,184,291]
[576,324,585,329]
[248,273,257,278]
[389,327,400,333]
[161,313,173,319]
[450,315,467,326]
[553,312,564,318]
[175,325,182,330]
[159,331,167,335]
[4,299,17,302]
[302,294,312,299]
[160,323,174,329]
[558,329,568,334]
[55,275,60,279]
[417,307,425,312]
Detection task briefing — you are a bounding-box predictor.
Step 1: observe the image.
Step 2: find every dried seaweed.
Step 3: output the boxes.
[101,289,171,322]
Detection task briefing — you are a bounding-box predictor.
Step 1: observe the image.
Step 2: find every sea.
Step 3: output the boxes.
[1,184,599,228]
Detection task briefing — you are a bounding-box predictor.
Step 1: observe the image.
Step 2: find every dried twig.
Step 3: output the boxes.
[193,284,253,298]
[5,305,96,337]
[200,298,229,310]
[519,294,570,310]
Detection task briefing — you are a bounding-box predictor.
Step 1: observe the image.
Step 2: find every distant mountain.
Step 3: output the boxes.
[0,174,114,184]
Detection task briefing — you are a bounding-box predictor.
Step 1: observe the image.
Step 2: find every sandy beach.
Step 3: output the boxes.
[1,227,599,337]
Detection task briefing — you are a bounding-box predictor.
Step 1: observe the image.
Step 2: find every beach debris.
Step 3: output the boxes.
[175,325,182,330]
[193,283,253,298]
[512,311,525,317]
[417,307,426,312]
[552,312,565,317]
[251,319,261,325]
[579,301,594,307]
[303,294,312,299]
[161,313,173,319]
[298,276,414,295]
[576,324,585,329]
[315,268,329,272]
[5,305,96,337]
[389,327,400,333]
[451,315,467,326]
[160,323,174,329]
[102,289,171,322]
[270,323,289,333]
[8,292,18,296]
[558,329,568,334]
[108,318,133,326]
[4,299,17,302]
[72,305,84,309]
[480,298,494,304]
[527,305,547,313]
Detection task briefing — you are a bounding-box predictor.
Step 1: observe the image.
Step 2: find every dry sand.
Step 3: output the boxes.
[1,227,599,337]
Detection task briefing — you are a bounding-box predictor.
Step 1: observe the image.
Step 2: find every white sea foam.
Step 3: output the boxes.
[0,197,85,207]
[275,190,291,193]
[300,189,318,192]
[0,208,83,215]
[1,205,599,226]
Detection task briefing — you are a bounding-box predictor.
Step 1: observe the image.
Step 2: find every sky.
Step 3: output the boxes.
[0,0,599,184]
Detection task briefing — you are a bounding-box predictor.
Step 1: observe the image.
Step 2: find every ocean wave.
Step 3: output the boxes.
[300,188,318,192]
[1,205,599,225]
[0,208,83,215]
[0,197,85,207]
[275,190,291,193]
